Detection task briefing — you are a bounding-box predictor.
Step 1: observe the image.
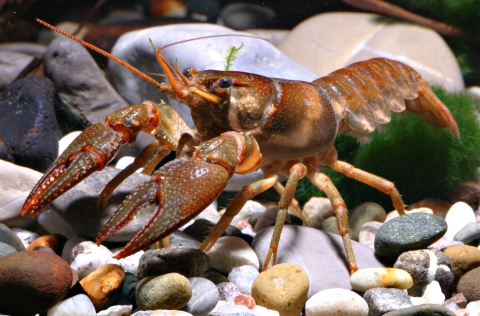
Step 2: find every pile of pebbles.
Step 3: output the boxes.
[2,171,480,316]
[0,6,477,316]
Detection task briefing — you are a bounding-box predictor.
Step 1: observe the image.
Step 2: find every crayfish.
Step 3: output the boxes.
[21,19,460,274]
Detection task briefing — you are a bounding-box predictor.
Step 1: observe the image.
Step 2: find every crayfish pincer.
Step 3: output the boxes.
[28,19,460,274]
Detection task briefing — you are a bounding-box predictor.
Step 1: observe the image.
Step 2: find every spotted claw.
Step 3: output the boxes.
[96,131,262,259]
[20,123,124,217]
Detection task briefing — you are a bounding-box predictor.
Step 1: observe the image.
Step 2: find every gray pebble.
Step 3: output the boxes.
[0,223,25,251]
[364,288,412,316]
[454,222,480,244]
[181,277,219,316]
[112,272,140,309]
[382,303,456,316]
[0,242,16,259]
[374,213,447,261]
[349,202,386,241]
[138,247,210,278]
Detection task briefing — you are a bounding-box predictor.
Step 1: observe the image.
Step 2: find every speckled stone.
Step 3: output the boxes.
[80,264,126,310]
[442,245,480,282]
[138,247,210,278]
[136,273,192,310]
[0,251,73,315]
[382,304,456,316]
[217,282,243,301]
[394,249,454,297]
[348,202,386,241]
[374,212,447,261]
[252,263,309,316]
[363,288,412,316]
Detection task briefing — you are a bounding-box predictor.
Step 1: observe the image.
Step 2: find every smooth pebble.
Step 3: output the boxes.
[228,265,260,295]
[208,236,259,273]
[305,288,368,316]
[350,268,413,292]
[47,294,96,316]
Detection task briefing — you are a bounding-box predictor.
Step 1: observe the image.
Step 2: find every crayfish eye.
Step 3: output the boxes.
[218,77,233,89]
[182,67,196,77]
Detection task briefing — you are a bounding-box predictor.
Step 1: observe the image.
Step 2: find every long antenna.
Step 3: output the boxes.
[36,18,163,90]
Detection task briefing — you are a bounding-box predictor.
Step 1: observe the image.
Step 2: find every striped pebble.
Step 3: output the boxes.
[350,268,413,292]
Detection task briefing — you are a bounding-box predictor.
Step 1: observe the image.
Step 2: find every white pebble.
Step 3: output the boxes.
[58,131,82,157]
[229,201,267,226]
[62,236,86,261]
[47,294,96,316]
[38,209,79,238]
[410,281,444,305]
[115,156,143,172]
[358,221,382,249]
[445,202,476,241]
[112,248,143,275]
[228,265,259,295]
[305,288,368,316]
[386,207,433,221]
[97,305,132,316]
[11,227,39,248]
[69,241,118,279]
[302,197,334,227]
[207,236,259,274]
[350,268,413,292]
[467,300,480,315]
[213,301,279,316]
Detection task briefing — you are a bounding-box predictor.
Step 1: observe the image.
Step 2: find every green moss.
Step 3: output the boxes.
[295,86,480,210]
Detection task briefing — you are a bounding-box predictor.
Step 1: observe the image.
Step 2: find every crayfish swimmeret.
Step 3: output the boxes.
[22,19,459,274]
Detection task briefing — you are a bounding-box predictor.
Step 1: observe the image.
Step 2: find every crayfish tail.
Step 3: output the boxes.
[413,80,460,138]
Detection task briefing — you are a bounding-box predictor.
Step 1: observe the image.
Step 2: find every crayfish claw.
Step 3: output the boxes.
[108,158,230,259]
[96,180,156,245]
[20,123,124,217]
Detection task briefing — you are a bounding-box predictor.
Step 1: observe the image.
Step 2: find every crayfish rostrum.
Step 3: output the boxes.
[22,19,459,274]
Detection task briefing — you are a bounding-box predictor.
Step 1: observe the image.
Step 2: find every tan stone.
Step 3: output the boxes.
[252,263,309,316]
[278,12,463,92]
[27,234,67,255]
[443,245,480,282]
[136,273,192,311]
[350,268,413,292]
[80,263,125,309]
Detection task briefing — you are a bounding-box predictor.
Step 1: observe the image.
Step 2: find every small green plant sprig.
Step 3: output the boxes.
[224,43,244,71]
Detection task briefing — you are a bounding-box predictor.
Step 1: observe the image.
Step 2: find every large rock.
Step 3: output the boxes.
[0,251,73,315]
[0,159,42,228]
[107,23,317,127]
[278,12,464,92]
[252,225,384,298]
[0,76,59,172]
[44,37,128,127]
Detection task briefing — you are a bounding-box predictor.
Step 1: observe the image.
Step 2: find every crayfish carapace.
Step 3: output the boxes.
[22,19,459,274]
